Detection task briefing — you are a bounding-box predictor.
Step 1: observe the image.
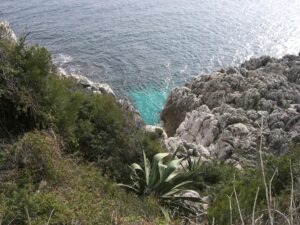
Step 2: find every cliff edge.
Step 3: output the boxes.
[162,55,300,166]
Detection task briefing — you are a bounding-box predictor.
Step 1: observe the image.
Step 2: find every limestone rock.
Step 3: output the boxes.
[117,98,144,128]
[0,21,17,43]
[162,55,300,166]
[61,73,116,97]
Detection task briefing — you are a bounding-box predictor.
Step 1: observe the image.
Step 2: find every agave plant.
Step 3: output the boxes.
[119,151,203,215]
[184,156,205,173]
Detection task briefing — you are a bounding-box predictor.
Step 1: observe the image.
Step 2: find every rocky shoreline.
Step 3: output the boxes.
[56,71,144,128]
[3,20,300,168]
[1,21,144,129]
[161,54,300,167]
[66,52,300,169]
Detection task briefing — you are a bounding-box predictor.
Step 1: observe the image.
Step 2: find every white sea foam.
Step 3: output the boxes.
[52,53,73,66]
[57,67,68,76]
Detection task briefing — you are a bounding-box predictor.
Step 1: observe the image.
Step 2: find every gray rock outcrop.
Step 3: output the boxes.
[162,55,300,166]
[57,68,116,97]
[0,21,17,42]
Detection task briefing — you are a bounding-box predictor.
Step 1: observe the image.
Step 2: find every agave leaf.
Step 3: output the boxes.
[171,196,202,202]
[164,171,180,182]
[117,184,140,193]
[160,180,193,197]
[161,188,182,198]
[162,158,184,182]
[160,158,183,182]
[166,158,183,169]
[158,161,168,182]
[149,152,170,188]
[170,171,198,185]
[175,177,193,186]
[130,163,143,172]
[120,151,202,217]
[153,152,170,162]
[166,201,198,215]
[156,172,192,194]
[143,151,151,186]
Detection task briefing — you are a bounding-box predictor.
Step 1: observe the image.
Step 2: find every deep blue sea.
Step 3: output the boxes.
[1,0,300,124]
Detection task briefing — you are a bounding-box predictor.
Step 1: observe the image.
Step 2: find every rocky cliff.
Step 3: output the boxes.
[162,55,300,167]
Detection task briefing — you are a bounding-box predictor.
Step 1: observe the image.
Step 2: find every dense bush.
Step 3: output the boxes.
[42,75,143,180]
[142,131,166,160]
[0,39,51,137]
[0,38,164,181]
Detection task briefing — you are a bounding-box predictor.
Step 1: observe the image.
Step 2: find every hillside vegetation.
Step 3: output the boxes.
[0,35,166,224]
[0,29,299,225]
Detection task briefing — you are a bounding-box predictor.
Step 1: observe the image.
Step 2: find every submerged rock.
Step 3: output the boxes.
[162,55,300,166]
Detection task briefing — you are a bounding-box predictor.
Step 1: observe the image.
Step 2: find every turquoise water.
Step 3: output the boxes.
[128,87,170,125]
[1,0,300,124]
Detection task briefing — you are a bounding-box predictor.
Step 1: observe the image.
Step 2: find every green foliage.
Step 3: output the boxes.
[0,38,165,182]
[0,185,73,225]
[1,27,300,225]
[154,128,163,138]
[208,168,265,224]
[72,95,141,181]
[0,40,51,137]
[142,131,165,160]
[42,75,143,181]
[207,147,300,224]
[0,36,168,224]
[120,151,202,216]
[0,131,63,186]
[0,131,163,224]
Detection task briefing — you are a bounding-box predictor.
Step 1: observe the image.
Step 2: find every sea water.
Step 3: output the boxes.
[1,0,300,124]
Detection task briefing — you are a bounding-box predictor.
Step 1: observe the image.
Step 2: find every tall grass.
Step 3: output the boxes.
[229,117,299,225]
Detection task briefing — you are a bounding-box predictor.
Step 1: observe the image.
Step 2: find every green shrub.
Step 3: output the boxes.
[0,40,51,137]
[207,146,300,224]
[0,37,165,182]
[0,172,163,225]
[154,128,163,138]
[43,77,165,181]
[142,131,165,160]
[72,95,141,180]
[0,131,64,186]
[0,188,73,225]
[208,168,265,224]
[0,134,164,225]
